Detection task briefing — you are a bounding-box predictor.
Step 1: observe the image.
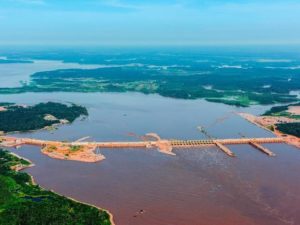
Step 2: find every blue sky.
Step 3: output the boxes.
[0,0,300,46]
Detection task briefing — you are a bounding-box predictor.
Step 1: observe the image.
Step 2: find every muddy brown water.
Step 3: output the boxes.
[4,92,300,225]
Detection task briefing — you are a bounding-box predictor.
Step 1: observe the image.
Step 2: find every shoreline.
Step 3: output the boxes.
[238,113,275,132]
[9,151,36,172]
[8,150,116,225]
[238,112,300,149]
[0,102,88,135]
[4,119,69,135]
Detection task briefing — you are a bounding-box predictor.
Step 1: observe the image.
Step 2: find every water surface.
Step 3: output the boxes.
[1,56,300,225]
[4,92,300,225]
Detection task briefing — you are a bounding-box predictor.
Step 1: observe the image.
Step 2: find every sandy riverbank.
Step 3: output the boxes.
[0,106,7,112]
[239,113,300,148]
[288,105,300,115]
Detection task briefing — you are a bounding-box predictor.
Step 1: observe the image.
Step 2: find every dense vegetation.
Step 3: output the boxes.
[1,49,300,107]
[263,102,300,119]
[276,123,300,138]
[0,149,111,225]
[0,102,88,132]
[0,65,299,106]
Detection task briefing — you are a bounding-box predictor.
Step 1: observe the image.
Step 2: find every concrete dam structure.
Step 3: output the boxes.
[1,135,284,158]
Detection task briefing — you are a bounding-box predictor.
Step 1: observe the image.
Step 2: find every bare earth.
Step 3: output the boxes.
[239,113,300,148]
[288,106,300,115]
[0,106,7,112]
[42,144,105,163]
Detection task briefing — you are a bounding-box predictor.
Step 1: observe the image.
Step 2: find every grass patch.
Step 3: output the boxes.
[69,145,82,152]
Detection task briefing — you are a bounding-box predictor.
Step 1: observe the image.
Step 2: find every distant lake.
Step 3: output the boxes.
[0,59,101,87]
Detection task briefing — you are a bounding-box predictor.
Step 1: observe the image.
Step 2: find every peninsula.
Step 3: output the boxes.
[239,102,300,148]
[0,149,113,225]
[0,102,88,132]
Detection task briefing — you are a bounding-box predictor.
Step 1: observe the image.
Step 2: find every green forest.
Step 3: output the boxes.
[0,149,111,225]
[276,123,300,138]
[0,102,88,132]
[263,102,300,119]
[0,66,299,107]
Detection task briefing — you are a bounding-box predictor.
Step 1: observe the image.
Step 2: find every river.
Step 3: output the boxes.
[1,59,300,225]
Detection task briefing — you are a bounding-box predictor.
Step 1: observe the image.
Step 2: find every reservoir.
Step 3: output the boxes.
[3,92,300,225]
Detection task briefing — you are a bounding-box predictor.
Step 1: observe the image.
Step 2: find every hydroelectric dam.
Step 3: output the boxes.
[1,135,285,158]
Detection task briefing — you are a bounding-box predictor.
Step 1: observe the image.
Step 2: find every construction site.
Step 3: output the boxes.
[0,134,284,163]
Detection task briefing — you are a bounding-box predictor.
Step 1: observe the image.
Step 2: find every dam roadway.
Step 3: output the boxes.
[1,136,284,157]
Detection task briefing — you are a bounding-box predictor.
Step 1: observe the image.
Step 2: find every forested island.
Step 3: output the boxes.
[0,65,299,107]
[0,102,88,132]
[0,149,112,225]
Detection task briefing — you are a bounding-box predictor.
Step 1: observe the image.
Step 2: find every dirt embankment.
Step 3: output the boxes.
[42,144,105,163]
[287,106,300,115]
[239,113,300,149]
[0,106,7,112]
